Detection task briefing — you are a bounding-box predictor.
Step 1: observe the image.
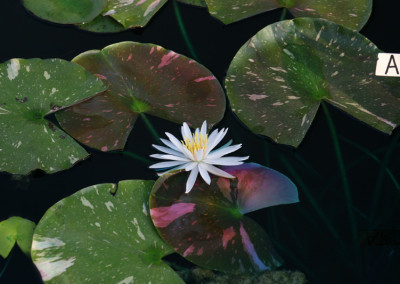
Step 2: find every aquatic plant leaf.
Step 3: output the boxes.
[56,42,225,151]
[31,180,184,283]
[205,0,372,30]
[0,217,35,258]
[103,0,168,28]
[22,0,107,24]
[150,163,299,274]
[177,0,207,7]
[0,58,106,175]
[226,18,400,147]
[77,15,126,33]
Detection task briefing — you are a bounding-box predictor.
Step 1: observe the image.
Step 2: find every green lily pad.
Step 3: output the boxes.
[77,15,126,33]
[177,0,207,7]
[31,180,184,283]
[150,163,299,274]
[226,18,400,147]
[23,0,107,24]
[102,0,168,28]
[0,58,106,175]
[56,41,226,152]
[205,0,372,30]
[0,217,35,258]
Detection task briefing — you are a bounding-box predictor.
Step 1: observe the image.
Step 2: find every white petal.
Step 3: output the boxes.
[207,144,242,160]
[186,166,199,193]
[156,163,189,176]
[165,132,194,160]
[206,129,220,148]
[152,144,186,158]
[160,138,180,152]
[200,121,207,137]
[205,156,248,166]
[202,163,235,179]
[206,128,228,155]
[182,123,192,141]
[185,162,198,171]
[198,163,211,184]
[150,154,190,162]
[195,148,204,161]
[149,160,186,169]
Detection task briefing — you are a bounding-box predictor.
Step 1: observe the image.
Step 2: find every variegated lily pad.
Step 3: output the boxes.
[226,18,400,147]
[23,0,107,24]
[56,42,225,152]
[150,163,299,274]
[0,217,35,258]
[205,0,372,30]
[31,180,184,283]
[0,58,105,175]
[177,0,207,7]
[77,15,126,33]
[102,0,168,28]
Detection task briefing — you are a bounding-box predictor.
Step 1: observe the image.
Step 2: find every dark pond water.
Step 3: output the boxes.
[1,1,399,283]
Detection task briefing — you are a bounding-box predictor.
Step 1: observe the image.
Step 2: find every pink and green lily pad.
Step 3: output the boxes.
[31,180,184,283]
[150,163,299,274]
[205,0,372,30]
[177,0,207,7]
[226,18,400,147]
[56,41,226,152]
[0,58,106,175]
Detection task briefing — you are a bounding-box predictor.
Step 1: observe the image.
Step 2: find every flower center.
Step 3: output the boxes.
[182,132,208,158]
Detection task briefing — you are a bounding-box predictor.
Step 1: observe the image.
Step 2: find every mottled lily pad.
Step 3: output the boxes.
[102,0,168,28]
[226,18,400,147]
[23,0,107,24]
[56,41,225,152]
[0,58,105,175]
[205,0,372,30]
[177,0,207,7]
[77,15,126,33]
[31,180,184,283]
[150,163,299,274]
[0,217,35,258]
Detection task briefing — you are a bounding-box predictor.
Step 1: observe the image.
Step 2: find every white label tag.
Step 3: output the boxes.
[375,53,400,77]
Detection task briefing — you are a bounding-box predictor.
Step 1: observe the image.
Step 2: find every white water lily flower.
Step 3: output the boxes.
[150,121,249,193]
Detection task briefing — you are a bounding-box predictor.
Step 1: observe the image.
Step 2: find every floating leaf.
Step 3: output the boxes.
[77,15,126,33]
[177,0,207,7]
[56,41,226,152]
[0,217,35,258]
[226,18,400,147]
[23,0,107,24]
[205,0,372,30]
[102,0,168,28]
[150,163,299,274]
[0,58,105,175]
[31,180,184,283]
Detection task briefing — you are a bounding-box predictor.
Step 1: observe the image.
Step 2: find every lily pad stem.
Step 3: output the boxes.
[0,250,14,279]
[140,113,159,141]
[173,0,199,61]
[120,151,153,165]
[280,8,287,21]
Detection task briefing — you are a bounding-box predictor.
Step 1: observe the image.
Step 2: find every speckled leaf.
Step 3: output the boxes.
[0,58,106,175]
[150,163,299,274]
[23,0,107,24]
[103,0,168,28]
[205,0,372,30]
[0,217,35,258]
[226,18,400,147]
[31,180,183,283]
[177,0,207,7]
[56,41,225,152]
[77,15,126,33]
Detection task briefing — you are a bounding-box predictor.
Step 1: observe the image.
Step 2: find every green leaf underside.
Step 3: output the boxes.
[56,41,225,152]
[77,15,126,33]
[150,163,299,274]
[0,58,105,175]
[205,0,372,30]
[103,0,168,28]
[23,0,107,24]
[226,18,400,147]
[31,180,183,283]
[0,217,35,258]
[177,0,207,7]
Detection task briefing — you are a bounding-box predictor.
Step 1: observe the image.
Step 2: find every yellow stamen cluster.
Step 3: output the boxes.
[182,132,208,157]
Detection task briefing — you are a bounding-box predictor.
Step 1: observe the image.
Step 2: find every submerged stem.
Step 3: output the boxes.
[120,151,153,165]
[173,0,199,61]
[280,8,287,21]
[140,113,159,142]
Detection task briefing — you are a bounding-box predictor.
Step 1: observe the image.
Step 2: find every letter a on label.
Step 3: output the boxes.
[376,53,400,77]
